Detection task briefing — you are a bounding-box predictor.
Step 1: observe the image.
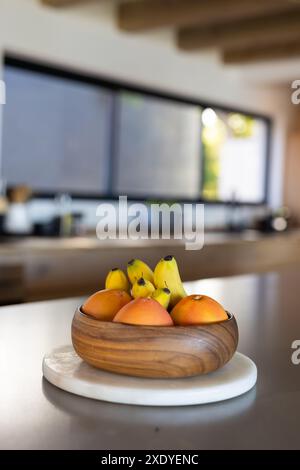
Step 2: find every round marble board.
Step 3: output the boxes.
[43,345,257,407]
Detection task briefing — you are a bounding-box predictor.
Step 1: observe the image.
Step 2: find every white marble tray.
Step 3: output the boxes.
[42,345,257,407]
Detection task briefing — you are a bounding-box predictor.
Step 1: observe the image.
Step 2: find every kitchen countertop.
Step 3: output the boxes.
[1,267,300,449]
[1,229,299,254]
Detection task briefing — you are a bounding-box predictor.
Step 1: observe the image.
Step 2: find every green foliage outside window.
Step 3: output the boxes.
[202,112,255,200]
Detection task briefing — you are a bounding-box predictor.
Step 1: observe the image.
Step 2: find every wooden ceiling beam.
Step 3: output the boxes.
[178,9,300,51]
[118,0,299,32]
[222,38,300,64]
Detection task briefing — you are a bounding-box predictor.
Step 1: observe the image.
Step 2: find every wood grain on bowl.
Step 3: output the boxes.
[71,307,239,379]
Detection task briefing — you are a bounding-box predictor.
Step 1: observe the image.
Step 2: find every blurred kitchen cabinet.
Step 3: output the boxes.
[0,264,24,305]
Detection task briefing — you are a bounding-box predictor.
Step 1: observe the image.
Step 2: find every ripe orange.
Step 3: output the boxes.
[82,289,131,321]
[113,298,174,326]
[171,294,227,325]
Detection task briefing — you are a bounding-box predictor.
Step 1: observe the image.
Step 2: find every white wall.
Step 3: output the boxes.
[0,0,294,228]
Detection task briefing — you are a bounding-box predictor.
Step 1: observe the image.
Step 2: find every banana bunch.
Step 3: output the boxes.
[152,288,171,309]
[105,268,130,292]
[131,277,155,299]
[104,255,186,310]
[127,259,154,284]
[153,255,187,308]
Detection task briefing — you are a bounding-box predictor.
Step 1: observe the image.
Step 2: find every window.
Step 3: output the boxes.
[201,108,268,204]
[1,56,270,204]
[113,92,202,199]
[2,64,113,196]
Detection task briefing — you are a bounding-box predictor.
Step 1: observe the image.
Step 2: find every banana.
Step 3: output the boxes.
[127,259,154,285]
[152,288,171,309]
[153,255,187,308]
[131,277,155,299]
[105,268,130,292]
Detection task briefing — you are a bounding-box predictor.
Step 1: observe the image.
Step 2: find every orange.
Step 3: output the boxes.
[113,298,173,326]
[171,294,227,325]
[82,289,131,321]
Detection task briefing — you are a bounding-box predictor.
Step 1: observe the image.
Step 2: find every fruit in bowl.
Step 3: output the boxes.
[82,288,131,321]
[131,277,155,299]
[113,298,174,326]
[153,255,187,308]
[171,294,228,325]
[81,255,230,326]
[105,268,130,292]
[72,255,239,378]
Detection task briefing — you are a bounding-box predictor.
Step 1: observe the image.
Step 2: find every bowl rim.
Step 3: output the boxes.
[76,305,235,330]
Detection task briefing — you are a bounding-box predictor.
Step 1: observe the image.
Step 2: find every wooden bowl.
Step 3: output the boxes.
[71,307,239,379]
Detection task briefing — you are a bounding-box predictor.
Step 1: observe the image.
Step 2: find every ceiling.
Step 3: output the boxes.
[40,0,300,84]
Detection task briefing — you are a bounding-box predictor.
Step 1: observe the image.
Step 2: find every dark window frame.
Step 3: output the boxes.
[3,54,272,206]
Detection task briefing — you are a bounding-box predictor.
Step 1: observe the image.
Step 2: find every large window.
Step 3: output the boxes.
[1,57,270,204]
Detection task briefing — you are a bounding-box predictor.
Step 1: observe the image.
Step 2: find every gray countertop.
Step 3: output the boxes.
[1,229,299,254]
[1,267,300,449]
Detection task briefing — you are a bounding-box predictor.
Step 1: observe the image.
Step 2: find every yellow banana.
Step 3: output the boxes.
[127,259,154,285]
[153,255,187,308]
[152,288,171,309]
[105,268,130,292]
[131,277,155,299]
